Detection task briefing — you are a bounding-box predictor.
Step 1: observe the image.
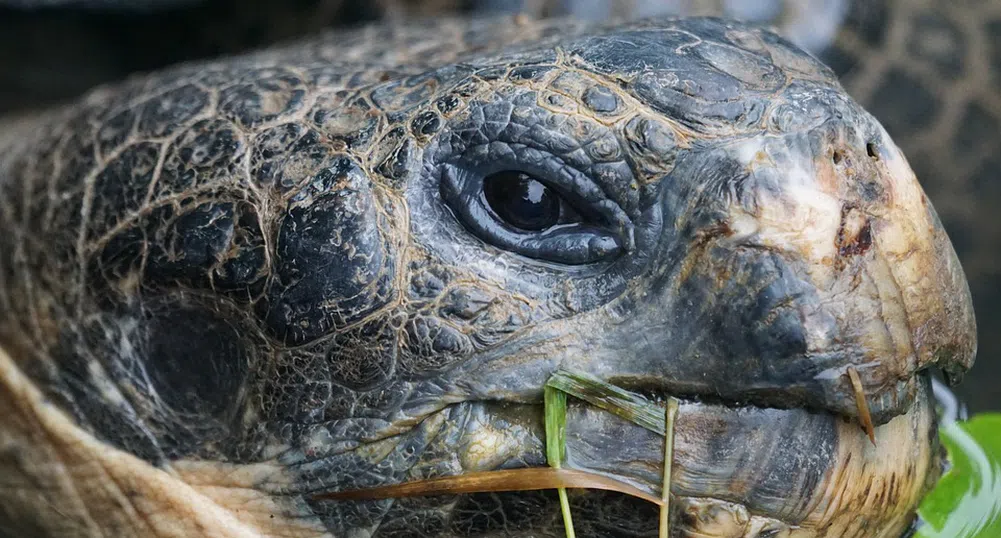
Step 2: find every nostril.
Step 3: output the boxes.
[866,142,879,160]
[832,150,844,165]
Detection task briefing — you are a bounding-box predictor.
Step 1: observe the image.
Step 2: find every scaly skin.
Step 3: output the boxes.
[0,15,977,538]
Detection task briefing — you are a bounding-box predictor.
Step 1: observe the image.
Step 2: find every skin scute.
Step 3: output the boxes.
[0,10,978,538]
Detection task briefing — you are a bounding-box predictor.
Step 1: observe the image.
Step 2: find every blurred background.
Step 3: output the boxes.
[1,0,997,413]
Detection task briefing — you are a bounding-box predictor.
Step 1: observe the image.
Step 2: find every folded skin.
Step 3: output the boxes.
[0,14,976,538]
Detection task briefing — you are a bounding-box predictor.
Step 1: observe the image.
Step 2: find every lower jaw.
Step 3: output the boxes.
[329,373,938,538]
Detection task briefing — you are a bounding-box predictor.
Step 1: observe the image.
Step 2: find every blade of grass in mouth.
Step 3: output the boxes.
[545,368,667,435]
[310,467,664,505]
[545,385,576,538]
[312,368,678,533]
[660,399,679,538]
[311,370,991,534]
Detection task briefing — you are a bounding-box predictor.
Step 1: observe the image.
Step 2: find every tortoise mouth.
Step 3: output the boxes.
[303,372,938,537]
[0,337,936,538]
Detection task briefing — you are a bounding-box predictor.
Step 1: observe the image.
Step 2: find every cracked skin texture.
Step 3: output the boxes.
[0,14,977,538]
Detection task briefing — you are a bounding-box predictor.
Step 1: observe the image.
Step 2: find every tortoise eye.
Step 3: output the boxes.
[439,162,626,265]
[482,171,562,231]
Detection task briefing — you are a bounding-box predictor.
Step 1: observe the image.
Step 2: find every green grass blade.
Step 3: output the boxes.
[545,386,568,467]
[557,489,574,538]
[545,385,575,538]
[546,369,666,436]
[546,369,683,536]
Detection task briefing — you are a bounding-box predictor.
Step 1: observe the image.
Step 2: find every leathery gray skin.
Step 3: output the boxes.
[0,14,977,538]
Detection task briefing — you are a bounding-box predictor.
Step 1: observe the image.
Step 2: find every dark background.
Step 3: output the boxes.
[1,0,996,413]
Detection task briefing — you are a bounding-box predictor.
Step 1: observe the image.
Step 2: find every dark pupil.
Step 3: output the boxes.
[483,171,561,231]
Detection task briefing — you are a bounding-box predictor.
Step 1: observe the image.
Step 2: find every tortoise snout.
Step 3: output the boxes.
[719,120,977,422]
[868,136,977,380]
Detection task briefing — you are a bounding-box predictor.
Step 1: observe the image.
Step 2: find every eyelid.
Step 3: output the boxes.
[441,164,627,265]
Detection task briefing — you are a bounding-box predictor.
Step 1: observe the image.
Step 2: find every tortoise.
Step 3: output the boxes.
[1,0,997,411]
[0,9,979,538]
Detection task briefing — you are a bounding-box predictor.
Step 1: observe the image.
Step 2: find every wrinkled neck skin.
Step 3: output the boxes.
[0,15,974,538]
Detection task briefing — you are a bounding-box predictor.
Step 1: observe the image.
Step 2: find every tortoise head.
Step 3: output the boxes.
[408,19,976,423]
[0,15,976,538]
